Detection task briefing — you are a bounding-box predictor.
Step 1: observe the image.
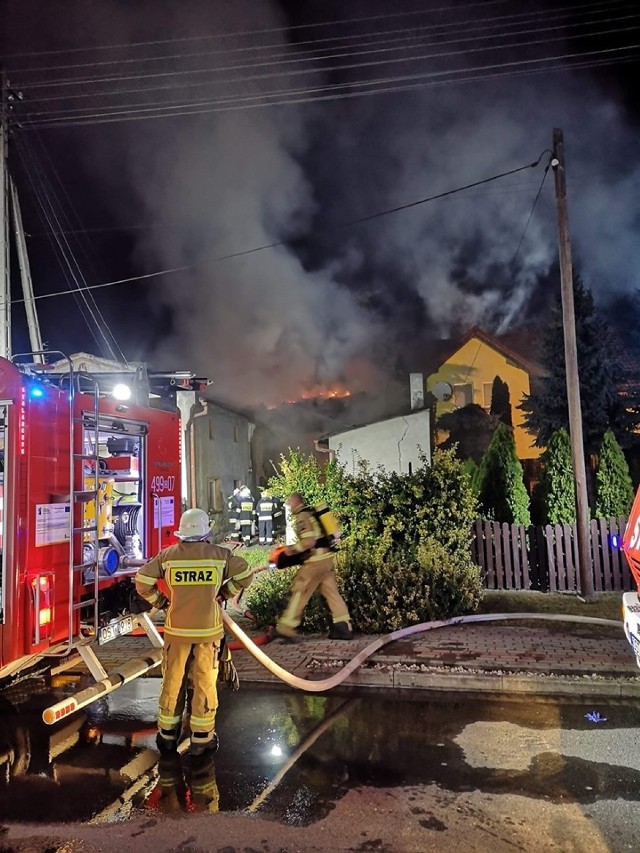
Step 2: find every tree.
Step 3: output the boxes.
[490,376,512,426]
[519,276,640,455]
[540,429,576,524]
[595,429,635,518]
[477,424,530,525]
[437,403,499,464]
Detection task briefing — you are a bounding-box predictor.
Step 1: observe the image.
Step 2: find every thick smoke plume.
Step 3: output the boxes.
[6,0,640,407]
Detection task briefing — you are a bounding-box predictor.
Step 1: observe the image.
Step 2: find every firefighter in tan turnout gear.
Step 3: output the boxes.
[135,508,252,756]
[275,493,353,642]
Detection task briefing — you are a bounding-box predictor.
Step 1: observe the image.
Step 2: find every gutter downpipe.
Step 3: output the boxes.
[188,401,208,509]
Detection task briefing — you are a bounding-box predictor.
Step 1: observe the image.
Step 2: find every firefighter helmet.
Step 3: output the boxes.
[176,508,211,541]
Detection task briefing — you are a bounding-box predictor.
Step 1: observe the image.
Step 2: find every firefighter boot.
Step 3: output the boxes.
[328,621,353,640]
[190,731,220,758]
[156,728,179,754]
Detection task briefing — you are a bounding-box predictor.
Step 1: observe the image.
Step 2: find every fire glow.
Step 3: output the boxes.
[272,385,352,407]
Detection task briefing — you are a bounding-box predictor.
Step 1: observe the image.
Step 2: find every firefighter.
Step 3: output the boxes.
[256,489,275,545]
[226,487,241,537]
[135,508,252,757]
[272,494,285,539]
[237,485,255,546]
[275,492,353,642]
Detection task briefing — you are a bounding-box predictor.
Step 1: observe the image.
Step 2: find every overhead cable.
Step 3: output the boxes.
[12,153,548,303]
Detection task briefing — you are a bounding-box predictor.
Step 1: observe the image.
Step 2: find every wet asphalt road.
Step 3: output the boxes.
[1,677,639,851]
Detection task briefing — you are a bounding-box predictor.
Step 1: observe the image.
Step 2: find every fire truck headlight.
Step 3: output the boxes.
[112,383,131,401]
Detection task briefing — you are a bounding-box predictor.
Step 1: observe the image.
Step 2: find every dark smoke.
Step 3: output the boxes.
[4,0,640,407]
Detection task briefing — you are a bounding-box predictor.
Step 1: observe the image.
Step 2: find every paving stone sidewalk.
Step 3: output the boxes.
[85,611,640,700]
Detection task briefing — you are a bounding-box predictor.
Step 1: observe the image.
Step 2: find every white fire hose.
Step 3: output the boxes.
[222,610,622,692]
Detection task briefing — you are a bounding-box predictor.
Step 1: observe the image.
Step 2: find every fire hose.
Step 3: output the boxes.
[221,610,622,692]
[41,610,621,724]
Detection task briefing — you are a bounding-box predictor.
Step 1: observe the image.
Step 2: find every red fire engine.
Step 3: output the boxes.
[0,353,181,688]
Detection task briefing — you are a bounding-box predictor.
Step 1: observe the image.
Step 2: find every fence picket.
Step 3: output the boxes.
[519,525,530,590]
[598,517,612,591]
[471,515,632,592]
[502,523,513,589]
[590,519,602,592]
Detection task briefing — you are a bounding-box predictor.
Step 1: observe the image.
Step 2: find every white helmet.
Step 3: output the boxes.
[176,508,211,541]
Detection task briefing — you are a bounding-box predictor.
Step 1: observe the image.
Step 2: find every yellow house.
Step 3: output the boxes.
[427,326,544,461]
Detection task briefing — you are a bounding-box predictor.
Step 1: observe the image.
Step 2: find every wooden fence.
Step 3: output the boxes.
[472,516,634,593]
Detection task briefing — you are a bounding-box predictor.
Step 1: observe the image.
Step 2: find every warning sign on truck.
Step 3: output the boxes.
[35,503,71,547]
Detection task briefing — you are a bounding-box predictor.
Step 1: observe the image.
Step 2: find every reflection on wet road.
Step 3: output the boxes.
[1,676,639,842]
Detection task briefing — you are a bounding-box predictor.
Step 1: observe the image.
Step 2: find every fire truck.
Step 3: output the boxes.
[0,351,182,690]
[622,485,640,669]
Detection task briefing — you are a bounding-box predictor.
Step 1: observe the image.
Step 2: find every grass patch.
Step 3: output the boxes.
[478,590,622,622]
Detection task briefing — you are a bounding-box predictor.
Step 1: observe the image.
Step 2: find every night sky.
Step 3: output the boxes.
[1,0,639,408]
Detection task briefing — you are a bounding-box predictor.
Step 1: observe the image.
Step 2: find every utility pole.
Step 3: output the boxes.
[551,128,594,599]
[0,69,10,360]
[10,177,44,361]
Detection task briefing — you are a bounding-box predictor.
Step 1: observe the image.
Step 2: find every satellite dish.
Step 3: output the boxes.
[433,381,453,402]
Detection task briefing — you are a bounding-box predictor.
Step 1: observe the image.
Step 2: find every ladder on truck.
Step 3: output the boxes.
[13,352,162,686]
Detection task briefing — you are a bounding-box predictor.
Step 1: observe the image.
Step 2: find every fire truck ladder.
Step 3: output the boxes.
[71,371,101,645]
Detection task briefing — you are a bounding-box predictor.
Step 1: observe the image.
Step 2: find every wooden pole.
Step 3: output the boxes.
[552,128,594,598]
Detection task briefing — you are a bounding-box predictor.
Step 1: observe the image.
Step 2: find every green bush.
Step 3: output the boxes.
[339,538,483,633]
[236,547,270,570]
[477,423,530,525]
[243,567,334,633]
[595,429,634,518]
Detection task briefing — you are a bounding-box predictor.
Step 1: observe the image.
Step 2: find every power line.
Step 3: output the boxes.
[9,0,632,79]
[15,44,640,129]
[12,153,547,304]
[0,0,511,59]
[18,10,640,115]
[16,18,640,93]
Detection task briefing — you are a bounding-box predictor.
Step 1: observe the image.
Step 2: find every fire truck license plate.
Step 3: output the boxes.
[98,615,134,645]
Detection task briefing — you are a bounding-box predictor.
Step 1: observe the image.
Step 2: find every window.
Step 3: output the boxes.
[452,383,473,408]
[208,478,224,513]
[482,382,493,410]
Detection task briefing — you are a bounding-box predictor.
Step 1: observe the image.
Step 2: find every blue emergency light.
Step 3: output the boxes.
[608,533,622,550]
[28,384,45,399]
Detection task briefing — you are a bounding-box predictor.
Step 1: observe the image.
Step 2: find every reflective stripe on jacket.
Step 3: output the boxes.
[135,540,251,643]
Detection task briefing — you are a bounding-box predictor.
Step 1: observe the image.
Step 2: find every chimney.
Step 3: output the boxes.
[409,373,424,410]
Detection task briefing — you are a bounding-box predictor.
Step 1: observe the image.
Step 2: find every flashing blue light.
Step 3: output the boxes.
[609,533,621,550]
[28,385,45,399]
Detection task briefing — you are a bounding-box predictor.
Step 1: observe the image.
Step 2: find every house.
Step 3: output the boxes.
[316,374,431,475]
[426,327,544,462]
[176,391,256,540]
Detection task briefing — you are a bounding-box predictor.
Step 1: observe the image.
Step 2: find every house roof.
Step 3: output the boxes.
[318,404,429,443]
[434,326,545,378]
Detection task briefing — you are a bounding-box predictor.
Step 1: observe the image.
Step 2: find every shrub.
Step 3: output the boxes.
[339,538,483,633]
[236,547,270,570]
[477,423,530,525]
[595,429,635,518]
[540,428,576,524]
[244,567,335,633]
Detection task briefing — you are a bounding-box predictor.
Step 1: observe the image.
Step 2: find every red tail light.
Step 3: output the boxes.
[31,575,53,643]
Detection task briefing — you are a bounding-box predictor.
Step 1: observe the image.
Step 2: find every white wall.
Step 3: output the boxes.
[328,409,431,475]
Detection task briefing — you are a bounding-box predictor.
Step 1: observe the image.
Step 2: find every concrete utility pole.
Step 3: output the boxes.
[0,70,10,360]
[551,128,594,599]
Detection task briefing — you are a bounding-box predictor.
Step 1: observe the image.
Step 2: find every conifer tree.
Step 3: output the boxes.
[540,429,576,524]
[519,276,640,454]
[437,403,498,464]
[595,429,635,518]
[490,376,512,426]
[477,423,530,525]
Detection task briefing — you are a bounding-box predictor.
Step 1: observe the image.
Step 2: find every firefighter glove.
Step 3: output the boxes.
[218,636,240,691]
